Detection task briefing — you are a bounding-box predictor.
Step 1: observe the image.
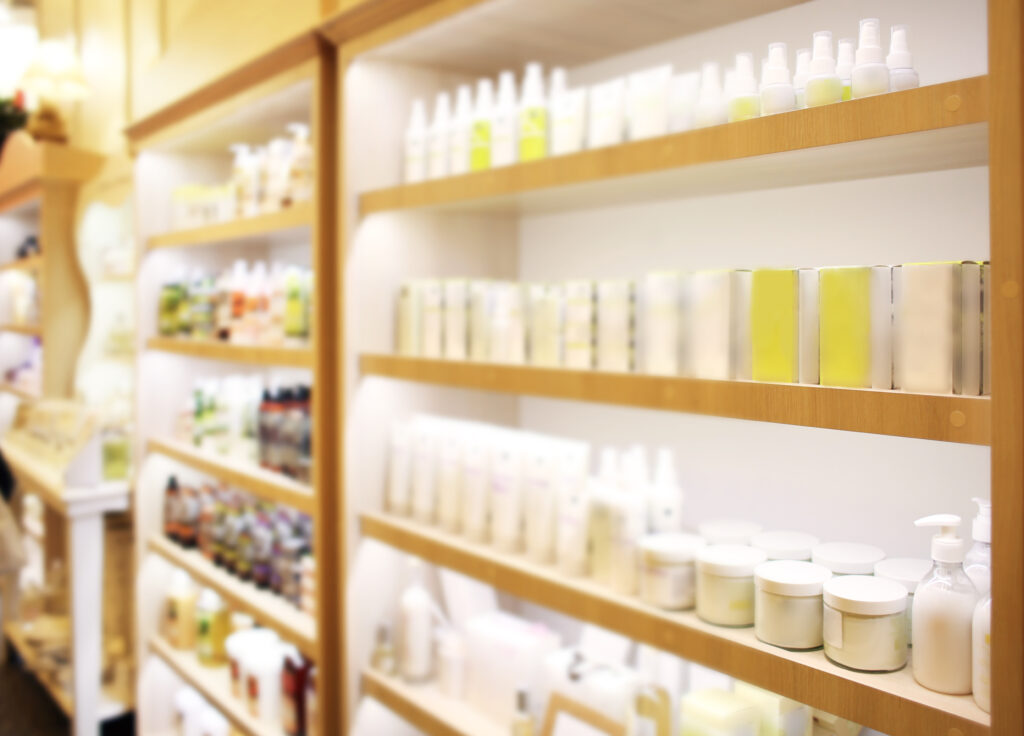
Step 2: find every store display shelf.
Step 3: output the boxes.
[148,437,315,514]
[0,323,42,337]
[147,535,316,658]
[0,383,38,401]
[149,636,285,736]
[0,254,43,274]
[360,354,991,445]
[146,201,313,251]
[361,511,989,736]
[361,668,503,736]
[359,77,986,216]
[146,337,313,368]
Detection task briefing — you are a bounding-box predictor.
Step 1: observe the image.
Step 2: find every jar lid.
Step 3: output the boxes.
[823,575,907,616]
[755,560,832,596]
[811,542,885,574]
[698,544,767,577]
[750,530,820,560]
[639,533,706,564]
[873,557,931,593]
[698,519,764,545]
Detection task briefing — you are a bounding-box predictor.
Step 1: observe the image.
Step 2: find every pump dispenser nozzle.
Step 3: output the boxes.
[972,497,992,543]
[856,18,884,65]
[762,42,791,86]
[915,514,966,563]
[810,31,836,75]
[836,38,854,79]
[732,52,758,96]
[888,24,913,69]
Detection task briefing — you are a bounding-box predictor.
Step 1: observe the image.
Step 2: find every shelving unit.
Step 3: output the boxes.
[145,337,314,368]
[361,668,503,736]
[0,322,42,336]
[146,200,313,251]
[0,253,43,273]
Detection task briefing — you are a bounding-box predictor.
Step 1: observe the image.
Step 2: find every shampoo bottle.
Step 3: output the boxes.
[400,558,435,682]
[648,448,684,533]
[973,591,991,712]
[450,84,474,176]
[852,18,889,99]
[493,70,518,167]
[965,497,991,595]
[694,62,726,128]
[470,78,495,171]
[519,62,547,162]
[887,25,920,91]
[792,48,811,109]
[760,42,797,115]
[836,38,854,101]
[427,91,451,179]
[404,99,427,184]
[805,31,842,107]
[727,53,760,122]
[912,515,978,694]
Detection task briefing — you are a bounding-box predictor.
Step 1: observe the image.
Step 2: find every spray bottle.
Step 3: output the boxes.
[427,91,451,179]
[760,42,796,115]
[912,514,977,694]
[519,62,547,162]
[835,38,854,101]
[693,62,726,128]
[727,52,760,122]
[887,24,920,91]
[449,84,474,176]
[404,99,428,184]
[470,78,495,171]
[492,70,518,167]
[792,48,811,109]
[648,448,684,533]
[852,18,889,98]
[965,497,991,595]
[805,31,842,107]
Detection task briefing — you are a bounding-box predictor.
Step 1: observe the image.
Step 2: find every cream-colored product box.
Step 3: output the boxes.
[443,279,469,361]
[564,280,595,369]
[640,271,682,376]
[685,270,751,380]
[596,279,635,372]
[527,283,563,367]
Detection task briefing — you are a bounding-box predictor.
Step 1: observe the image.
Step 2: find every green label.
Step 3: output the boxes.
[470,120,491,171]
[519,107,547,161]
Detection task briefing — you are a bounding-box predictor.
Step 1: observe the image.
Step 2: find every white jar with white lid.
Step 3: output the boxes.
[696,545,767,626]
[638,533,706,610]
[754,560,832,650]
[698,519,763,546]
[812,542,885,575]
[823,575,908,672]
[874,557,931,645]
[750,530,819,561]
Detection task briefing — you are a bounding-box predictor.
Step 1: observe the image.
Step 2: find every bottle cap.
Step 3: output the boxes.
[873,557,931,593]
[915,513,966,563]
[972,497,991,544]
[731,52,758,96]
[755,559,832,596]
[762,42,792,87]
[431,91,451,128]
[697,544,767,577]
[793,48,811,87]
[887,24,913,69]
[809,31,836,76]
[497,70,517,108]
[836,38,854,79]
[474,78,495,112]
[855,18,884,65]
[750,530,819,560]
[454,84,473,119]
[698,61,721,99]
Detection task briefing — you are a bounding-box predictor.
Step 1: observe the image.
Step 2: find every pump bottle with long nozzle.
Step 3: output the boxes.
[805,31,842,107]
[887,24,920,91]
[760,42,796,115]
[965,497,991,595]
[852,18,889,98]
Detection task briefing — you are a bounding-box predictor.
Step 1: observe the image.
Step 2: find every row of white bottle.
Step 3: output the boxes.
[403,20,919,183]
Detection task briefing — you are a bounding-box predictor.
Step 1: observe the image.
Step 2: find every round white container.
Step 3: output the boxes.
[638,533,706,610]
[874,557,931,645]
[812,542,885,575]
[754,560,832,650]
[244,643,285,724]
[698,519,763,546]
[751,530,820,561]
[696,545,767,626]
[823,575,908,672]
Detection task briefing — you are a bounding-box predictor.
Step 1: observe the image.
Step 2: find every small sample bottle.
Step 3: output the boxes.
[852,18,890,99]
[511,687,534,736]
[727,52,760,122]
[427,91,451,180]
[403,99,427,184]
[760,42,797,115]
[836,38,854,101]
[370,622,397,676]
[449,84,473,176]
[693,62,726,128]
[519,62,547,162]
[792,48,811,109]
[492,70,518,167]
[805,31,842,107]
[470,78,495,171]
[887,24,920,91]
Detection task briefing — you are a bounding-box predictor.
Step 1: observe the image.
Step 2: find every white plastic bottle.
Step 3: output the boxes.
[693,62,726,128]
[400,558,435,682]
[887,24,920,91]
[436,427,463,533]
[490,436,524,553]
[523,438,558,563]
[793,48,811,109]
[555,442,591,576]
[470,78,495,171]
[460,433,490,542]
[608,447,649,595]
[648,448,684,533]
[449,84,473,176]
[404,99,427,184]
[387,422,413,515]
[519,62,547,162]
[492,70,518,167]
[965,497,991,595]
[973,591,991,712]
[912,514,978,694]
[805,31,842,107]
[727,52,760,122]
[411,419,439,524]
[835,38,854,101]
[852,18,889,99]
[760,42,796,115]
[427,91,451,179]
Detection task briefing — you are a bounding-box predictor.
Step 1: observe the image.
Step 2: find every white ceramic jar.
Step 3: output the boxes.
[638,533,706,610]
[823,575,908,672]
[750,530,820,561]
[696,545,767,626]
[698,519,763,546]
[754,560,832,650]
[873,557,931,645]
[812,542,885,575]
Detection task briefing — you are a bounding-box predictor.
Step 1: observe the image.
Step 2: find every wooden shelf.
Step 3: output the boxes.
[146,337,313,368]
[0,323,42,337]
[149,636,285,736]
[147,437,315,514]
[147,200,313,251]
[361,511,990,736]
[0,382,39,401]
[359,77,987,216]
[361,668,502,736]
[147,535,316,658]
[360,354,991,445]
[0,131,103,215]
[0,254,43,274]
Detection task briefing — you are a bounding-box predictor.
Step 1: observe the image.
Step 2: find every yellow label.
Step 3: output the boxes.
[519,107,547,161]
[820,267,872,387]
[751,269,799,383]
[470,120,491,171]
[842,83,853,101]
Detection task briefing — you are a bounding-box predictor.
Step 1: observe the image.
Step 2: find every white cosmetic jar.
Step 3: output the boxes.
[812,542,885,575]
[750,530,820,561]
[698,519,763,546]
[696,545,767,626]
[754,560,832,650]
[873,557,931,645]
[638,533,706,610]
[823,575,908,672]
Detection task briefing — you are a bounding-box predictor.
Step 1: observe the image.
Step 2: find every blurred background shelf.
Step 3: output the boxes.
[146,337,313,368]
[0,323,42,337]
[146,200,313,251]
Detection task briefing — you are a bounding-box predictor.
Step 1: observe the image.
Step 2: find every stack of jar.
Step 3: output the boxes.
[162,475,313,608]
[157,260,312,347]
[163,572,316,736]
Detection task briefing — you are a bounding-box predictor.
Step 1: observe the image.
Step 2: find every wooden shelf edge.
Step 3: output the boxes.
[149,636,284,736]
[359,77,988,215]
[147,437,315,514]
[0,323,42,337]
[0,254,43,274]
[146,200,313,251]
[146,535,317,658]
[359,354,991,445]
[4,620,75,717]
[146,337,313,368]
[360,511,990,736]
[0,383,39,401]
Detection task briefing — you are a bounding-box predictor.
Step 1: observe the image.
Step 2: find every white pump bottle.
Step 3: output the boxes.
[792,48,811,109]
[760,42,796,115]
[965,497,991,595]
[403,99,427,183]
[805,31,842,107]
[400,557,440,682]
[851,18,889,99]
[912,514,978,694]
[648,448,684,533]
[887,24,920,91]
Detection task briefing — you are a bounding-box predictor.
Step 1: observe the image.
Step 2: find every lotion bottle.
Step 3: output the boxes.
[835,38,854,100]
[694,62,726,128]
[887,25,920,91]
[805,31,842,107]
[400,558,436,682]
[427,91,451,179]
[965,497,991,595]
[471,78,495,171]
[519,62,547,162]
[648,448,684,533]
[449,84,473,176]
[852,18,889,99]
[973,591,991,713]
[726,53,760,122]
[912,515,978,694]
[793,48,811,109]
[493,70,518,167]
[404,99,427,183]
[760,42,796,115]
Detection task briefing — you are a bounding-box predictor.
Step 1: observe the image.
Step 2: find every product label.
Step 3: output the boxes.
[823,605,843,649]
[470,121,492,171]
[247,674,260,717]
[519,107,547,161]
[230,659,241,697]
